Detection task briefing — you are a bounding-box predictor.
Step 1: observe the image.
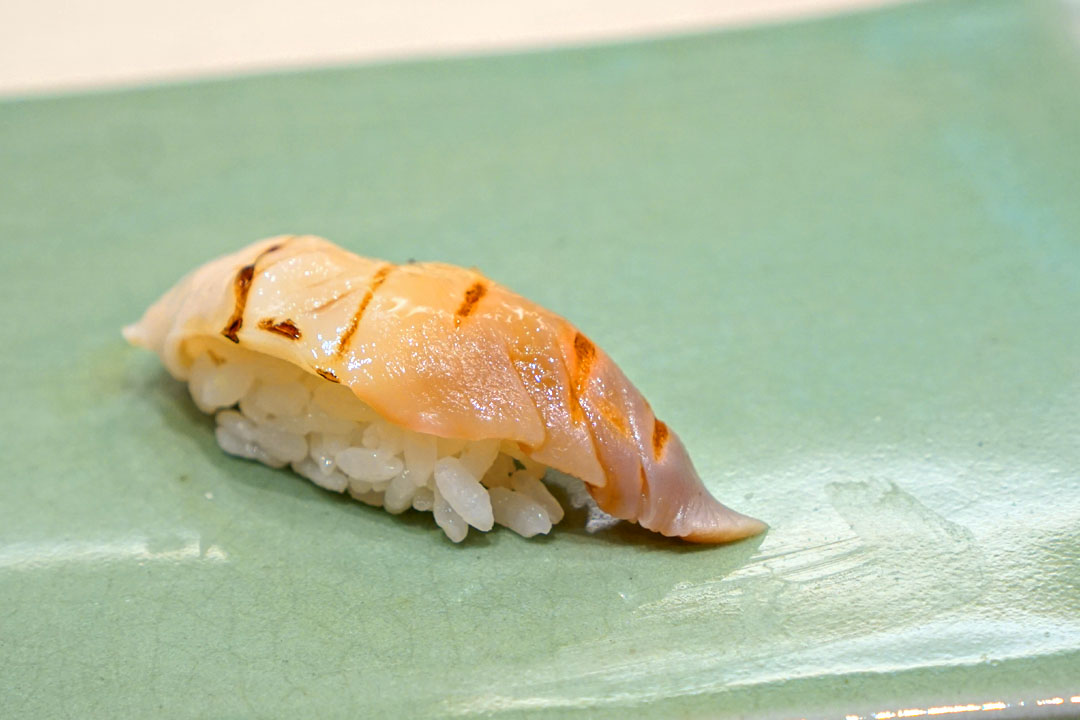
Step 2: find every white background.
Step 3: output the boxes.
[1,0,901,96]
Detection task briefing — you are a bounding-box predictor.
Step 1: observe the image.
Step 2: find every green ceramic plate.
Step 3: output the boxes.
[2,0,1078,717]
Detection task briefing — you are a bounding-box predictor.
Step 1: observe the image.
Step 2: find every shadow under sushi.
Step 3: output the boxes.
[144,367,332,504]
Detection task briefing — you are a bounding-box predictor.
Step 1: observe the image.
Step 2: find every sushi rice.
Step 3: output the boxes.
[187,344,570,541]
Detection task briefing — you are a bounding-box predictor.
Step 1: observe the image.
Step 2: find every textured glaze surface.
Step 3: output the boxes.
[1,0,1079,717]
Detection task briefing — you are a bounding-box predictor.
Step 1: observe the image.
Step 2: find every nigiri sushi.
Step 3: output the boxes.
[124,236,765,544]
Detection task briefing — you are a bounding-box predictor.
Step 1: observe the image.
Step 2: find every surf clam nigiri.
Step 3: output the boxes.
[124,236,766,544]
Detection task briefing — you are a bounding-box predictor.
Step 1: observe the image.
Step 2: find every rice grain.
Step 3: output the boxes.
[193,347,574,542]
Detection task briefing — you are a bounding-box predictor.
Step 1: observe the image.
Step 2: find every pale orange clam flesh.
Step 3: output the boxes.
[125,235,766,543]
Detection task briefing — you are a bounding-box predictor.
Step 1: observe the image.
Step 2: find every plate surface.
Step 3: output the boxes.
[2,1,1078,717]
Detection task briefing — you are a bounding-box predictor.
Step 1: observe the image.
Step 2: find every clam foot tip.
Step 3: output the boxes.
[682,513,768,544]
